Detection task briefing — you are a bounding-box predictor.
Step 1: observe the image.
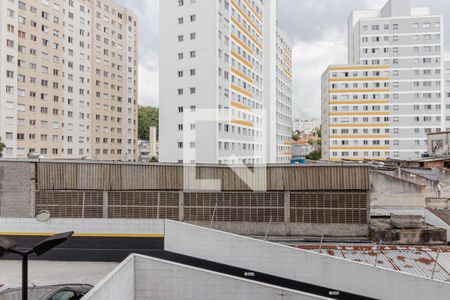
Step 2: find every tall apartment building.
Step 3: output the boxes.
[0,0,138,160]
[446,61,450,127]
[267,26,293,163]
[322,0,445,161]
[159,0,293,164]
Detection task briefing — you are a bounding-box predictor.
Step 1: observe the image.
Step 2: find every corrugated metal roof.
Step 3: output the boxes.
[371,208,424,217]
[293,245,450,282]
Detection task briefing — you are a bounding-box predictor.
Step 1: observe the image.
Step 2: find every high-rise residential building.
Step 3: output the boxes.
[446,61,450,125]
[0,0,138,160]
[265,24,293,163]
[159,0,293,164]
[322,0,445,161]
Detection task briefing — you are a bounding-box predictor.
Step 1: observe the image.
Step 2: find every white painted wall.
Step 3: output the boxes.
[84,254,325,300]
[82,255,134,300]
[424,209,450,242]
[0,218,165,235]
[164,220,450,300]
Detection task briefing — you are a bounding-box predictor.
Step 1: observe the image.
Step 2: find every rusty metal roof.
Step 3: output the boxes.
[292,245,450,282]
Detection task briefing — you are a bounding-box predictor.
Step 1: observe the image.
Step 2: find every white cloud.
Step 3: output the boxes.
[292,27,347,119]
[139,63,159,107]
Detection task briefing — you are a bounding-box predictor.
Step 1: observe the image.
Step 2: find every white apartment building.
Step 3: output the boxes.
[322,0,445,161]
[446,61,450,128]
[293,119,321,132]
[0,0,138,160]
[270,27,293,163]
[159,0,293,164]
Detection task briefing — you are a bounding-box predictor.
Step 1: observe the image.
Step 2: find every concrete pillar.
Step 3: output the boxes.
[284,191,290,223]
[103,191,108,218]
[179,191,184,221]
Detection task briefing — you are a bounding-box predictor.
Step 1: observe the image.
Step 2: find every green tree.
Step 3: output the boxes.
[138,106,159,140]
[292,130,300,141]
[0,138,5,158]
[306,149,322,161]
[149,156,159,163]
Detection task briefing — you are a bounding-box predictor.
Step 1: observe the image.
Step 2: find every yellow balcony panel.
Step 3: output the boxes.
[283,141,295,145]
[330,135,390,139]
[231,101,252,111]
[231,84,253,98]
[231,50,253,69]
[329,112,390,116]
[329,65,390,71]
[329,123,390,128]
[231,119,253,127]
[330,157,387,161]
[329,100,390,105]
[283,58,292,68]
[231,18,262,50]
[329,77,390,82]
[243,0,263,23]
[231,34,253,55]
[283,69,292,79]
[283,152,294,156]
[231,67,253,83]
[231,0,262,37]
[330,146,390,150]
[330,89,390,93]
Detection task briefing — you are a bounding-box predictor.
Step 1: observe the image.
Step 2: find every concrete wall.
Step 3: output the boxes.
[84,254,322,300]
[82,255,135,300]
[164,220,450,300]
[0,161,35,217]
[190,221,368,237]
[425,209,450,242]
[0,218,165,235]
[370,171,426,208]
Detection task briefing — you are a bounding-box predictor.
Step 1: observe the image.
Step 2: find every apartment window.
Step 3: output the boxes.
[190,51,196,58]
[178,71,184,77]
[178,106,184,113]
[178,17,184,24]
[190,33,196,40]
[178,35,184,42]
[178,89,184,95]
[190,69,196,76]
[190,14,196,22]
[178,0,184,6]
[190,87,196,94]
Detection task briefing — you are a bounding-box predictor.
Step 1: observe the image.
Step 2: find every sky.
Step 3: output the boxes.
[115,0,450,119]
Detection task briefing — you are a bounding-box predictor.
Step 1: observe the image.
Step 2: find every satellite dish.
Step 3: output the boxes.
[35,210,51,222]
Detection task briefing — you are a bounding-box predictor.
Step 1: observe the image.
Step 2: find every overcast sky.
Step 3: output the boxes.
[115,0,450,119]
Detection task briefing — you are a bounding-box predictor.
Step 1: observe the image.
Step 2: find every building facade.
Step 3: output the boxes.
[271,28,293,163]
[446,61,450,129]
[322,0,445,161]
[159,0,292,164]
[0,0,138,160]
[293,119,320,132]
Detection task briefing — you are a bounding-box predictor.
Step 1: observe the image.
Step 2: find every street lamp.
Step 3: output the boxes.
[0,231,74,300]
